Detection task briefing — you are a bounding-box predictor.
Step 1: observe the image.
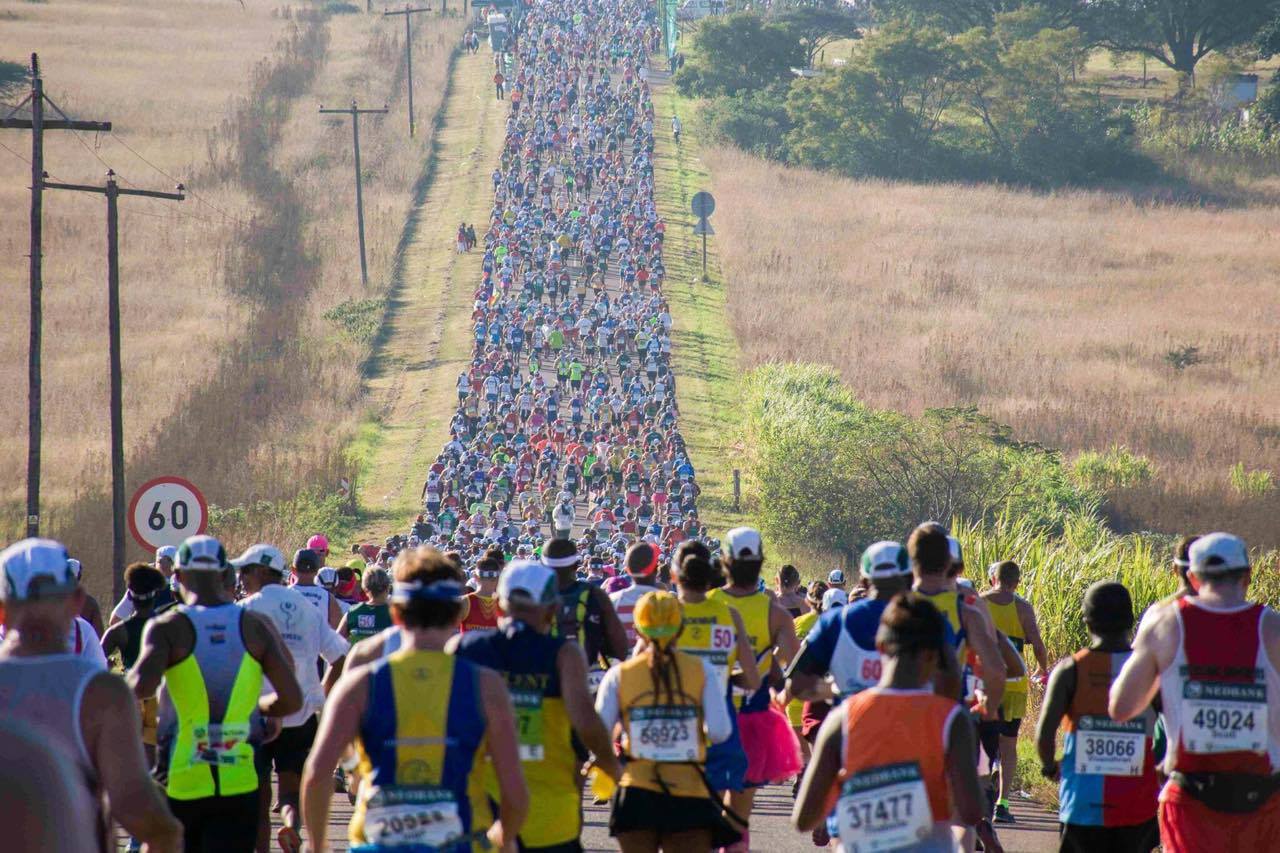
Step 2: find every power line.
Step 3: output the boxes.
[107,131,246,225]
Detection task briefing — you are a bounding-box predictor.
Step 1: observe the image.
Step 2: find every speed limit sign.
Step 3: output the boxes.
[128,476,209,551]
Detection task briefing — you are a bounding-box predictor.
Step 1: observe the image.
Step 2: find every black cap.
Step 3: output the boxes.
[293,548,321,572]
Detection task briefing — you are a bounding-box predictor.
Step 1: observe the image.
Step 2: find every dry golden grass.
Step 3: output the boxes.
[706,147,1280,546]
[1,1,465,591]
[0,0,283,510]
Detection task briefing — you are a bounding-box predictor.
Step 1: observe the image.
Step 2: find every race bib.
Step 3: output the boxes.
[686,624,734,685]
[1073,716,1145,777]
[512,689,545,762]
[1182,681,1268,754]
[628,705,699,762]
[192,722,251,767]
[836,762,933,853]
[362,786,464,849]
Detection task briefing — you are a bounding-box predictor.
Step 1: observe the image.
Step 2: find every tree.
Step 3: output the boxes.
[774,5,864,68]
[675,12,806,97]
[1089,0,1280,77]
[876,0,1083,33]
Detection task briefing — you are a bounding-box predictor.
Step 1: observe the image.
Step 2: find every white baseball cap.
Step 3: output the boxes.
[1189,533,1250,575]
[175,535,227,571]
[231,544,287,574]
[725,527,763,561]
[860,541,910,579]
[155,545,178,563]
[821,587,849,610]
[1,538,77,602]
[827,568,846,585]
[498,559,557,606]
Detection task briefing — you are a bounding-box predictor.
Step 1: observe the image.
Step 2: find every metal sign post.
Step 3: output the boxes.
[691,190,715,281]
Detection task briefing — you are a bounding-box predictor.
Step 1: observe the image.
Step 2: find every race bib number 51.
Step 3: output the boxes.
[1074,715,1145,777]
[1183,681,1267,754]
[628,705,699,762]
[837,762,933,852]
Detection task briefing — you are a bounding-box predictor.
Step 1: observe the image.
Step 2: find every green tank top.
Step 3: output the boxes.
[345,602,392,642]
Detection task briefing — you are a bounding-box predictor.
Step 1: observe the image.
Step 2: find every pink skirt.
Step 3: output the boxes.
[737,704,803,785]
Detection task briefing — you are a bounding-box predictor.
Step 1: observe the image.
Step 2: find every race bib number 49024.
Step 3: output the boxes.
[1182,681,1267,755]
[1073,715,1145,777]
[628,705,699,762]
[362,786,464,849]
[836,761,933,853]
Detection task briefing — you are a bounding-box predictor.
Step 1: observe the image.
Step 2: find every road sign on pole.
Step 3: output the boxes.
[128,476,208,553]
[691,190,715,218]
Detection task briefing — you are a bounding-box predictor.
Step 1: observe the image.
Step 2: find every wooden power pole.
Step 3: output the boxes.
[43,171,185,601]
[384,5,433,138]
[1,53,111,538]
[320,101,388,287]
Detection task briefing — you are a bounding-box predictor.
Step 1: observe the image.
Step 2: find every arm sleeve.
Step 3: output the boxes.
[701,659,732,744]
[594,665,622,730]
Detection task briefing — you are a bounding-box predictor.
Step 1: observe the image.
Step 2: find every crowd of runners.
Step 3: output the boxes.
[4,0,1280,851]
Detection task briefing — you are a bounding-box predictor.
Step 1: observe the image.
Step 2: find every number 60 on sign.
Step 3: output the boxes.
[128,476,208,551]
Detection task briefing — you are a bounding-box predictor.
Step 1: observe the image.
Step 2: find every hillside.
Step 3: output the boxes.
[705,146,1280,547]
[1,0,465,600]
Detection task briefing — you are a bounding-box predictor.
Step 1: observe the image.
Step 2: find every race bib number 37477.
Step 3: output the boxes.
[1182,681,1267,755]
[836,761,933,853]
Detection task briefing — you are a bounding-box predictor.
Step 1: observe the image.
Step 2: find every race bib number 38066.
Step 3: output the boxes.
[1182,681,1267,755]
[1073,715,1145,777]
[836,761,933,853]
[628,705,699,762]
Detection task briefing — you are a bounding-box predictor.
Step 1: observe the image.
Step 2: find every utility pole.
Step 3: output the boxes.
[1,53,111,537]
[383,5,433,138]
[44,171,184,601]
[320,101,388,287]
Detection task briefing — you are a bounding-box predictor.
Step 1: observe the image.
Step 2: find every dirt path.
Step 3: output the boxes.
[355,48,507,535]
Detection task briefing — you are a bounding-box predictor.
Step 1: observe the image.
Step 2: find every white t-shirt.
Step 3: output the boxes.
[1,618,110,670]
[610,582,658,647]
[240,584,349,728]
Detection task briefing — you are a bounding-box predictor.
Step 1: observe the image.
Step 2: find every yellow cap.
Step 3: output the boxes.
[345,557,366,572]
[634,591,682,643]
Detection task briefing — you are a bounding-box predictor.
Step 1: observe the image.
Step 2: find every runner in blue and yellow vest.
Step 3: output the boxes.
[300,546,528,853]
[793,592,997,852]
[129,535,303,853]
[454,559,621,852]
[1035,581,1159,853]
[707,528,802,853]
[596,590,741,850]
[672,542,760,795]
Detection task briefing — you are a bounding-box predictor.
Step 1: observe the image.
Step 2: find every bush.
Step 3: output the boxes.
[1071,446,1157,494]
[675,13,805,98]
[739,363,1093,562]
[1230,462,1276,499]
[324,298,386,343]
[699,86,793,159]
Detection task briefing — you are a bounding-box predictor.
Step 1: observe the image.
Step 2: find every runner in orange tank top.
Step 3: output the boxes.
[792,592,1000,852]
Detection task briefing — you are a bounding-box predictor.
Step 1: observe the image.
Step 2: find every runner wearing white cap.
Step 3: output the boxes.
[129,535,303,852]
[235,543,349,852]
[1111,532,1280,851]
[0,538,183,852]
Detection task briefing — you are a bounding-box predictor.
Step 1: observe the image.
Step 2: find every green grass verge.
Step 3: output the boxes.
[654,80,750,543]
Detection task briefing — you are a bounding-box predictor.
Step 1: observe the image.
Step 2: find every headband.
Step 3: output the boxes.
[543,553,580,569]
[629,548,659,577]
[390,580,466,604]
